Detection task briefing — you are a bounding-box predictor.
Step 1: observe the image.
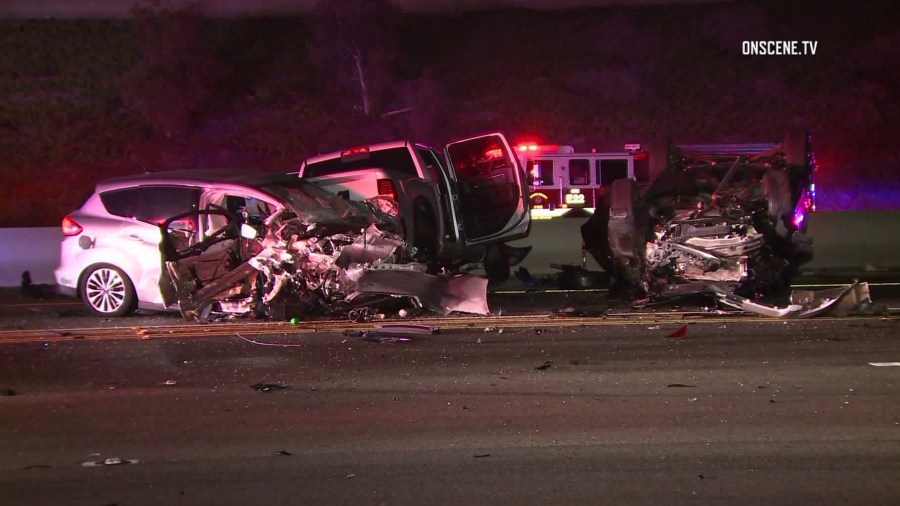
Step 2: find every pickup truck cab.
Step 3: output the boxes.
[297,132,531,280]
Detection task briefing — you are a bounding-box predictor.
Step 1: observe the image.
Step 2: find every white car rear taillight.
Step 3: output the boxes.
[61,215,83,236]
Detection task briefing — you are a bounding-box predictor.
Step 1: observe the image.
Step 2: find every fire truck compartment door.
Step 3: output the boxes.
[444,132,530,246]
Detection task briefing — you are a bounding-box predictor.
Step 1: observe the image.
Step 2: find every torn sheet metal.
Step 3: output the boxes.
[355,270,490,315]
[374,323,437,334]
[582,137,816,301]
[335,224,405,267]
[161,193,492,321]
[710,281,875,318]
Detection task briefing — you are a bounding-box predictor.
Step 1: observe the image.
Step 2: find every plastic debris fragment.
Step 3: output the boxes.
[666,325,689,338]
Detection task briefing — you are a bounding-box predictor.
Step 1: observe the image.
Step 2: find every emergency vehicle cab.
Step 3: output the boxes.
[515,142,648,217]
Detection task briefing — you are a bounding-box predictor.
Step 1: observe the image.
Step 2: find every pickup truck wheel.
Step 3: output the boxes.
[413,202,438,260]
[483,244,511,284]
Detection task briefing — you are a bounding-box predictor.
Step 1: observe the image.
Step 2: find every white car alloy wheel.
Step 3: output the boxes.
[81,264,136,316]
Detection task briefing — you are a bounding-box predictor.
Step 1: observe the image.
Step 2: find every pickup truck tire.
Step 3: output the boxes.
[413,200,438,260]
[483,244,511,283]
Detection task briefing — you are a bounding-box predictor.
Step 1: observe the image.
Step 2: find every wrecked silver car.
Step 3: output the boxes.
[158,172,490,321]
[582,132,816,300]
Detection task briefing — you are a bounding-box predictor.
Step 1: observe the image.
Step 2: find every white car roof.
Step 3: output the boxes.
[94,169,275,193]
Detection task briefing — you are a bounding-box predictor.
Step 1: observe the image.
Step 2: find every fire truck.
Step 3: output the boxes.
[514,142,649,215]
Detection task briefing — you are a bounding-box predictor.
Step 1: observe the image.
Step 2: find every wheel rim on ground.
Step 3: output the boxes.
[85,268,127,314]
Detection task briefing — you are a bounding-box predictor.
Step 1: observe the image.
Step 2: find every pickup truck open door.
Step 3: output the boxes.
[444,132,530,247]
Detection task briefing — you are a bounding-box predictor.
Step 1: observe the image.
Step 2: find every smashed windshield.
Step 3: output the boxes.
[257,179,371,224]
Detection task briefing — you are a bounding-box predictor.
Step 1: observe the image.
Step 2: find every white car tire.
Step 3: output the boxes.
[80,264,137,317]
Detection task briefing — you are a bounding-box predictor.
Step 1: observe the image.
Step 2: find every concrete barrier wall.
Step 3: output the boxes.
[0,211,898,287]
[804,211,900,269]
[0,227,62,286]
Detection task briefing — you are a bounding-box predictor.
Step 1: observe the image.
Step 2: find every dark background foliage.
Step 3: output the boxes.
[0,0,898,226]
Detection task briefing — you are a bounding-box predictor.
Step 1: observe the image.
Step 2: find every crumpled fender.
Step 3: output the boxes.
[355,270,490,315]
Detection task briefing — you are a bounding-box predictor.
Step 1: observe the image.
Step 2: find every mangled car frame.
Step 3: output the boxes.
[159,173,494,321]
[157,133,530,321]
[582,131,816,300]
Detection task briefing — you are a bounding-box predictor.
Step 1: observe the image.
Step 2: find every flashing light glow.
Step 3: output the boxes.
[792,189,812,227]
[484,148,503,158]
[341,145,370,157]
[516,143,560,153]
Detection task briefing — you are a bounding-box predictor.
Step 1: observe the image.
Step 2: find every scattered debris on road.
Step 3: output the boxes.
[352,322,438,343]
[22,464,51,471]
[274,450,293,456]
[535,360,553,370]
[2,388,16,396]
[711,281,882,318]
[81,457,140,467]
[359,332,412,343]
[236,333,305,348]
[374,323,436,335]
[666,324,689,339]
[868,362,900,367]
[250,383,289,392]
[667,383,696,388]
[553,303,608,317]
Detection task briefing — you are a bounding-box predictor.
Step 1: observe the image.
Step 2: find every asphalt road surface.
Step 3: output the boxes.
[1,288,899,505]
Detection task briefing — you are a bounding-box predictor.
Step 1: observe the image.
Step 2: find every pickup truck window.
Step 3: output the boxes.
[527,160,554,186]
[304,147,419,178]
[100,186,199,224]
[415,146,445,183]
[569,159,590,185]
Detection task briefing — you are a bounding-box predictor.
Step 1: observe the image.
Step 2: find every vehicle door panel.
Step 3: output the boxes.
[444,133,530,246]
[158,209,245,309]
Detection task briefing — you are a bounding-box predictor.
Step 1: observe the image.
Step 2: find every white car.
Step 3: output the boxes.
[54,169,307,316]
